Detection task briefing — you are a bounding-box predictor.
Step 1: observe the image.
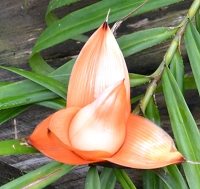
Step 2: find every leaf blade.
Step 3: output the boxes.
[0,105,30,125]
[0,139,38,155]
[114,168,136,189]
[0,161,75,189]
[185,21,200,95]
[100,168,116,189]
[118,27,177,57]
[0,66,67,99]
[162,67,200,189]
[84,166,101,189]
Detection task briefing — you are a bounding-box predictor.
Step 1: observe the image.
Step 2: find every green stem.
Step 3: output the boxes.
[188,0,200,19]
[140,77,160,114]
[135,0,200,114]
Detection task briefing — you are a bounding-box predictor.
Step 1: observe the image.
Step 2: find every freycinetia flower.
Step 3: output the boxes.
[27,19,184,169]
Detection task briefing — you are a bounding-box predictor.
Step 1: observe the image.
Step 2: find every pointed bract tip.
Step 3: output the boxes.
[106,9,110,23]
[185,159,200,164]
[103,9,110,30]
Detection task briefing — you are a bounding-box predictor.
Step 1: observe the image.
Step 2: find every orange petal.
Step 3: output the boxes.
[48,107,80,148]
[27,109,96,165]
[67,21,130,116]
[68,80,127,160]
[106,114,184,169]
[48,107,111,162]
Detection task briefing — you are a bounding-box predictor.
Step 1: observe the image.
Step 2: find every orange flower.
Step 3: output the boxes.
[27,20,184,169]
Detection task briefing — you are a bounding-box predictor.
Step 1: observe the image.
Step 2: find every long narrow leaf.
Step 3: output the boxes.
[0,105,30,125]
[170,50,184,94]
[48,58,75,83]
[100,168,116,189]
[46,0,79,26]
[145,96,160,125]
[0,81,12,87]
[143,170,164,189]
[118,27,177,57]
[195,10,200,33]
[114,168,136,189]
[0,139,38,155]
[30,53,54,75]
[162,67,200,189]
[165,165,188,189]
[153,169,179,189]
[131,94,143,104]
[185,21,200,95]
[0,66,67,99]
[0,161,75,189]
[156,75,197,93]
[36,98,66,110]
[0,59,74,110]
[0,80,58,110]
[84,166,101,189]
[129,73,150,87]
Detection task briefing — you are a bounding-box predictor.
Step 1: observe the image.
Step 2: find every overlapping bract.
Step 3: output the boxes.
[27,21,184,169]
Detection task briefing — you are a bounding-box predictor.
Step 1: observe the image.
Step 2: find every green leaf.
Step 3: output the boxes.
[170,50,184,94]
[0,66,67,99]
[118,27,177,57]
[0,80,58,110]
[130,94,143,104]
[195,10,200,33]
[0,139,38,155]
[143,170,164,189]
[37,98,66,110]
[100,168,116,189]
[48,58,75,84]
[46,0,89,42]
[145,96,160,125]
[84,166,101,189]
[0,59,74,110]
[0,161,75,189]
[162,67,200,189]
[30,53,54,75]
[129,73,150,87]
[71,34,89,42]
[0,105,30,125]
[156,75,197,93]
[153,169,179,189]
[185,21,200,95]
[0,81,13,87]
[165,165,188,189]
[45,0,79,26]
[114,168,136,189]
